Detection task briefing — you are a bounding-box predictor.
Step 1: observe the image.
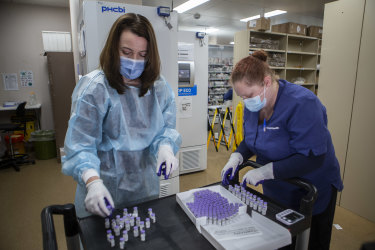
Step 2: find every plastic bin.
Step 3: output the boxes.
[5,134,25,155]
[31,130,57,160]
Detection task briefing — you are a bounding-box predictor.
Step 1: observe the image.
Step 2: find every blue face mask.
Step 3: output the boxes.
[120,56,145,80]
[244,86,267,112]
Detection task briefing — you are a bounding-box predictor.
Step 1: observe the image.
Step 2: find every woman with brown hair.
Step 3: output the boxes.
[62,13,181,218]
[221,50,343,249]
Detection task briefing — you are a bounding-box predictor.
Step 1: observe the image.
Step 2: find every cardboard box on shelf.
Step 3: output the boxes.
[247,17,270,31]
[271,22,307,36]
[307,26,323,38]
[271,24,281,33]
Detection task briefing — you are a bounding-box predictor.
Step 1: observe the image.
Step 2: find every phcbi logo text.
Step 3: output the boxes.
[101,6,125,13]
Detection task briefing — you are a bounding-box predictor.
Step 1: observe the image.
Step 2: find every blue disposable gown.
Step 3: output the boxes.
[62,70,181,218]
[236,80,343,215]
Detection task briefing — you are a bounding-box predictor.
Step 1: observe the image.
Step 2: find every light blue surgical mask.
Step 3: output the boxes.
[244,86,267,112]
[120,56,145,80]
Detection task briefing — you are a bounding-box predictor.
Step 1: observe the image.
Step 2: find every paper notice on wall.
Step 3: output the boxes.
[178,96,192,118]
[2,73,19,90]
[20,70,33,87]
[178,43,194,61]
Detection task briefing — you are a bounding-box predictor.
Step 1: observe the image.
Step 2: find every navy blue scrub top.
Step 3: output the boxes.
[237,79,343,215]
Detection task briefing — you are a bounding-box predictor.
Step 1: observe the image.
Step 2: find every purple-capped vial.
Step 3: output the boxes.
[253,201,258,211]
[133,207,138,217]
[245,195,250,205]
[125,220,130,231]
[140,221,145,230]
[109,235,115,247]
[105,217,110,229]
[106,230,112,242]
[116,215,121,225]
[114,225,120,236]
[133,226,139,237]
[140,230,146,241]
[262,202,268,215]
[148,208,153,217]
[123,208,128,217]
[111,219,116,229]
[123,229,129,241]
[119,237,125,249]
[150,213,156,223]
[136,216,141,226]
[119,217,124,229]
[145,218,151,228]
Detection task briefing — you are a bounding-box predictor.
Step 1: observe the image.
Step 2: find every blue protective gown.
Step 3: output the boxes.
[237,79,343,215]
[62,70,181,218]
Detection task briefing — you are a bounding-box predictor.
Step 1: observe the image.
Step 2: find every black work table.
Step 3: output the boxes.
[78,184,311,250]
[79,194,215,250]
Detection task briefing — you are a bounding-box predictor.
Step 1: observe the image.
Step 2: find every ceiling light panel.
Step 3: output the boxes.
[205,28,219,33]
[264,10,287,18]
[174,0,210,14]
[240,15,260,22]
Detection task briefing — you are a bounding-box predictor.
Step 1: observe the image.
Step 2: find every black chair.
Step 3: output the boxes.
[0,102,35,171]
[10,102,36,137]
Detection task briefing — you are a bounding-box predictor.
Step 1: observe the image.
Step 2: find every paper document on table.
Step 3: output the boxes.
[213,224,262,241]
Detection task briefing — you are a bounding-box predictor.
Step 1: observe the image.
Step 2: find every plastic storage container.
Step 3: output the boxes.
[5,134,25,155]
[31,130,57,160]
[28,91,37,106]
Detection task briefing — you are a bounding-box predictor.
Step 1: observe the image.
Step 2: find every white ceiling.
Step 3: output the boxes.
[144,0,336,44]
[1,0,336,44]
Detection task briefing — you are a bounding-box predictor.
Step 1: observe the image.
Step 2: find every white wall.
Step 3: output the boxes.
[0,3,71,129]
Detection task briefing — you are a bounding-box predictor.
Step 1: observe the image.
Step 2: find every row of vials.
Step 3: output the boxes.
[104,207,156,248]
[228,184,268,215]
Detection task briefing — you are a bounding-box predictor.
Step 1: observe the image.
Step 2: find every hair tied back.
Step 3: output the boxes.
[252,50,268,62]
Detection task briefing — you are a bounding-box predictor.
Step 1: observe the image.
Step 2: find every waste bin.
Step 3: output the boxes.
[31,130,57,160]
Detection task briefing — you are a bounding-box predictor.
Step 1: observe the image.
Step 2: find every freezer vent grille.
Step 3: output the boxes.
[159,183,170,198]
[181,150,200,171]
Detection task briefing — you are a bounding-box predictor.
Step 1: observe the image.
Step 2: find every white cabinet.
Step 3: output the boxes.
[318,0,375,222]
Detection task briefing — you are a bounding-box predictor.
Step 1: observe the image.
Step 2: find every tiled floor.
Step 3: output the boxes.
[0,142,374,249]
